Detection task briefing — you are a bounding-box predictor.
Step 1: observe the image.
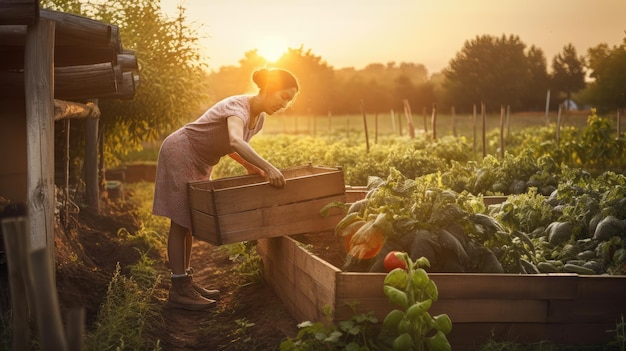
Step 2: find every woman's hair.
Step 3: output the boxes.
[252,68,299,94]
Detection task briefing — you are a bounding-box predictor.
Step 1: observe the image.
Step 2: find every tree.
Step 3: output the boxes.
[550,43,586,107]
[521,46,550,111]
[42,0,210,163]
[585,34,626,111]
[443,34,531,113]
[275,47,335,115]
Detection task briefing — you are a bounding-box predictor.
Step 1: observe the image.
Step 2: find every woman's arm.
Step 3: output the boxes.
[226,116,285,188]
[228,152,265,176]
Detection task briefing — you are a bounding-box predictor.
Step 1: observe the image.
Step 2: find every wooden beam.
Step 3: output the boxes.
[24,18,55,252]
[0,0,39,25]
[40,9,111,47]
[53,99,101,121]
[54,62,118,100]
[117,50,138,71]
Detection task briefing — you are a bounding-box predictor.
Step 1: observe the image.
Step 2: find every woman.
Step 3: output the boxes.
[153,68,299,310]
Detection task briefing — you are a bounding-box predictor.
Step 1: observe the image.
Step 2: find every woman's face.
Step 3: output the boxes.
[263,87,298,115]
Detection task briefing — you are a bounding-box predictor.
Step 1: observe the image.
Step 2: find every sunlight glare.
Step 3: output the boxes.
[257,35,287,62]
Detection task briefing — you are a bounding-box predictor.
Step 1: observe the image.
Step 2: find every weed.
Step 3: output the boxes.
[219,241,264,285]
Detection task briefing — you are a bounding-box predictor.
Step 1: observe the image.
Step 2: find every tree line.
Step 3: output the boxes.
[42,0,625,163]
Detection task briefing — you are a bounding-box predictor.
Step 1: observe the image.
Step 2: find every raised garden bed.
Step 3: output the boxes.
[257,190,626,350]
[258,231,626,350]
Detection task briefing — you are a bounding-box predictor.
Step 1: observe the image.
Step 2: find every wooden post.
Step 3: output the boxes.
[472,104,477,156]
[544,89,550,126]
[481,102,486,158]
[431,103,437,141]
[360,100,370,153]
[499,105,505,159]
[85,116,99,212]
[1,216,31,351]
[30,247,68,351]
[64,118,70,227]
[506,105,511,138]
[24,18,55,252]
[556,104,562,147]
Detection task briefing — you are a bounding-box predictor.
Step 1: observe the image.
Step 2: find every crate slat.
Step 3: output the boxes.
[190,166,346,245]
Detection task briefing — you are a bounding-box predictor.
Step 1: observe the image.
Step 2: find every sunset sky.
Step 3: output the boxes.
[160,0,626,75]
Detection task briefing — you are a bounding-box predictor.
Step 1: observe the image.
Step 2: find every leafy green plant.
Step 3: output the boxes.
[219,241,265,285]
[83,262,162,351]
[378,254,452,351]
[279,304,379,350]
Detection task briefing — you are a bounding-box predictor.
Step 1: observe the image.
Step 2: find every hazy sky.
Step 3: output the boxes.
[161,0,626,75]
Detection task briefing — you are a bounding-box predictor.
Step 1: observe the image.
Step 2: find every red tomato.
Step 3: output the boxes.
[384,251,407,272]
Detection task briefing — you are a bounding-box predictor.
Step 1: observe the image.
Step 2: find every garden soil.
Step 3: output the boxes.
[2,193,343,351]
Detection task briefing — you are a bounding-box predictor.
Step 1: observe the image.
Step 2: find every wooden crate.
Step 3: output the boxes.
[258,234,626,350]
[188,165,346,245]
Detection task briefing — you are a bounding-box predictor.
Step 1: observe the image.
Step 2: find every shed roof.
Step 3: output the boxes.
[0,1,138,101]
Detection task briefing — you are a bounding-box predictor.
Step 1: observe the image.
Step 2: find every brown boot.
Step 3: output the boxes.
[168,275,215,311]
[186,268,221,299]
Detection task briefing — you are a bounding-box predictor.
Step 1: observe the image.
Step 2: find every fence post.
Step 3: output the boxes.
[481,102,486,158]
[431,103,437,141]
[360,100,370,153]
[500,105,505,159]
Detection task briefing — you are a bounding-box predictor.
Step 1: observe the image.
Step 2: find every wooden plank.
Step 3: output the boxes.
[41,9,111,47]
[337,273,385,298]
[545,322,619,345]
[190,208,219,245]
[24,18,55,252]
[211,171,344,215]
[336,297,548,323]
[430,273,578,300]
[577,275,626,298]
[192,196,345,245]
[0,0,38,25]
[548,298,626,323]
[221,213,342,244]
[217,196,344,233]
[429,299,548,323]
[189,166,344,215]
[336,273,579,300]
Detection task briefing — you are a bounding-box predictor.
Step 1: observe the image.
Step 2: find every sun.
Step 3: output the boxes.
[257,36,287,62]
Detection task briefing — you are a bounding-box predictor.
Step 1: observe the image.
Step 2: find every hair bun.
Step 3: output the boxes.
[252,68,269,88]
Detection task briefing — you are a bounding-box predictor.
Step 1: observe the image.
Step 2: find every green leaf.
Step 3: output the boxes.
[410,268,430,290]
[384,268,408,289]
[406,299,433,320]
[425,330,452,351]
[383,285,409,308]
[432,314,453,334]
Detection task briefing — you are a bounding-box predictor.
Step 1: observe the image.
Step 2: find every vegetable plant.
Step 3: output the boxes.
[378,253,452,351]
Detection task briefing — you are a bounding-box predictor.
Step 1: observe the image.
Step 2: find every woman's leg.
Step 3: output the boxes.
[167,220,189,275]
[184,231,193,271]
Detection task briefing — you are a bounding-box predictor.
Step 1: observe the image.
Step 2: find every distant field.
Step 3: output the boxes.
[261,109,594,139]
[125,109,601,164]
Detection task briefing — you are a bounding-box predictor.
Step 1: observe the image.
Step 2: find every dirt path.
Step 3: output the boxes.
[52,200,299,351]
[151,240,299,351]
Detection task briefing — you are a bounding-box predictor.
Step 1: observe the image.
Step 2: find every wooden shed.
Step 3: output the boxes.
[1,1,138,349]
[0,0,138,252]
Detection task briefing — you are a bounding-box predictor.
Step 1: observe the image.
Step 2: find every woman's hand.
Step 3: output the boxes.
[226,117,285,188]
[264,165,285,188]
